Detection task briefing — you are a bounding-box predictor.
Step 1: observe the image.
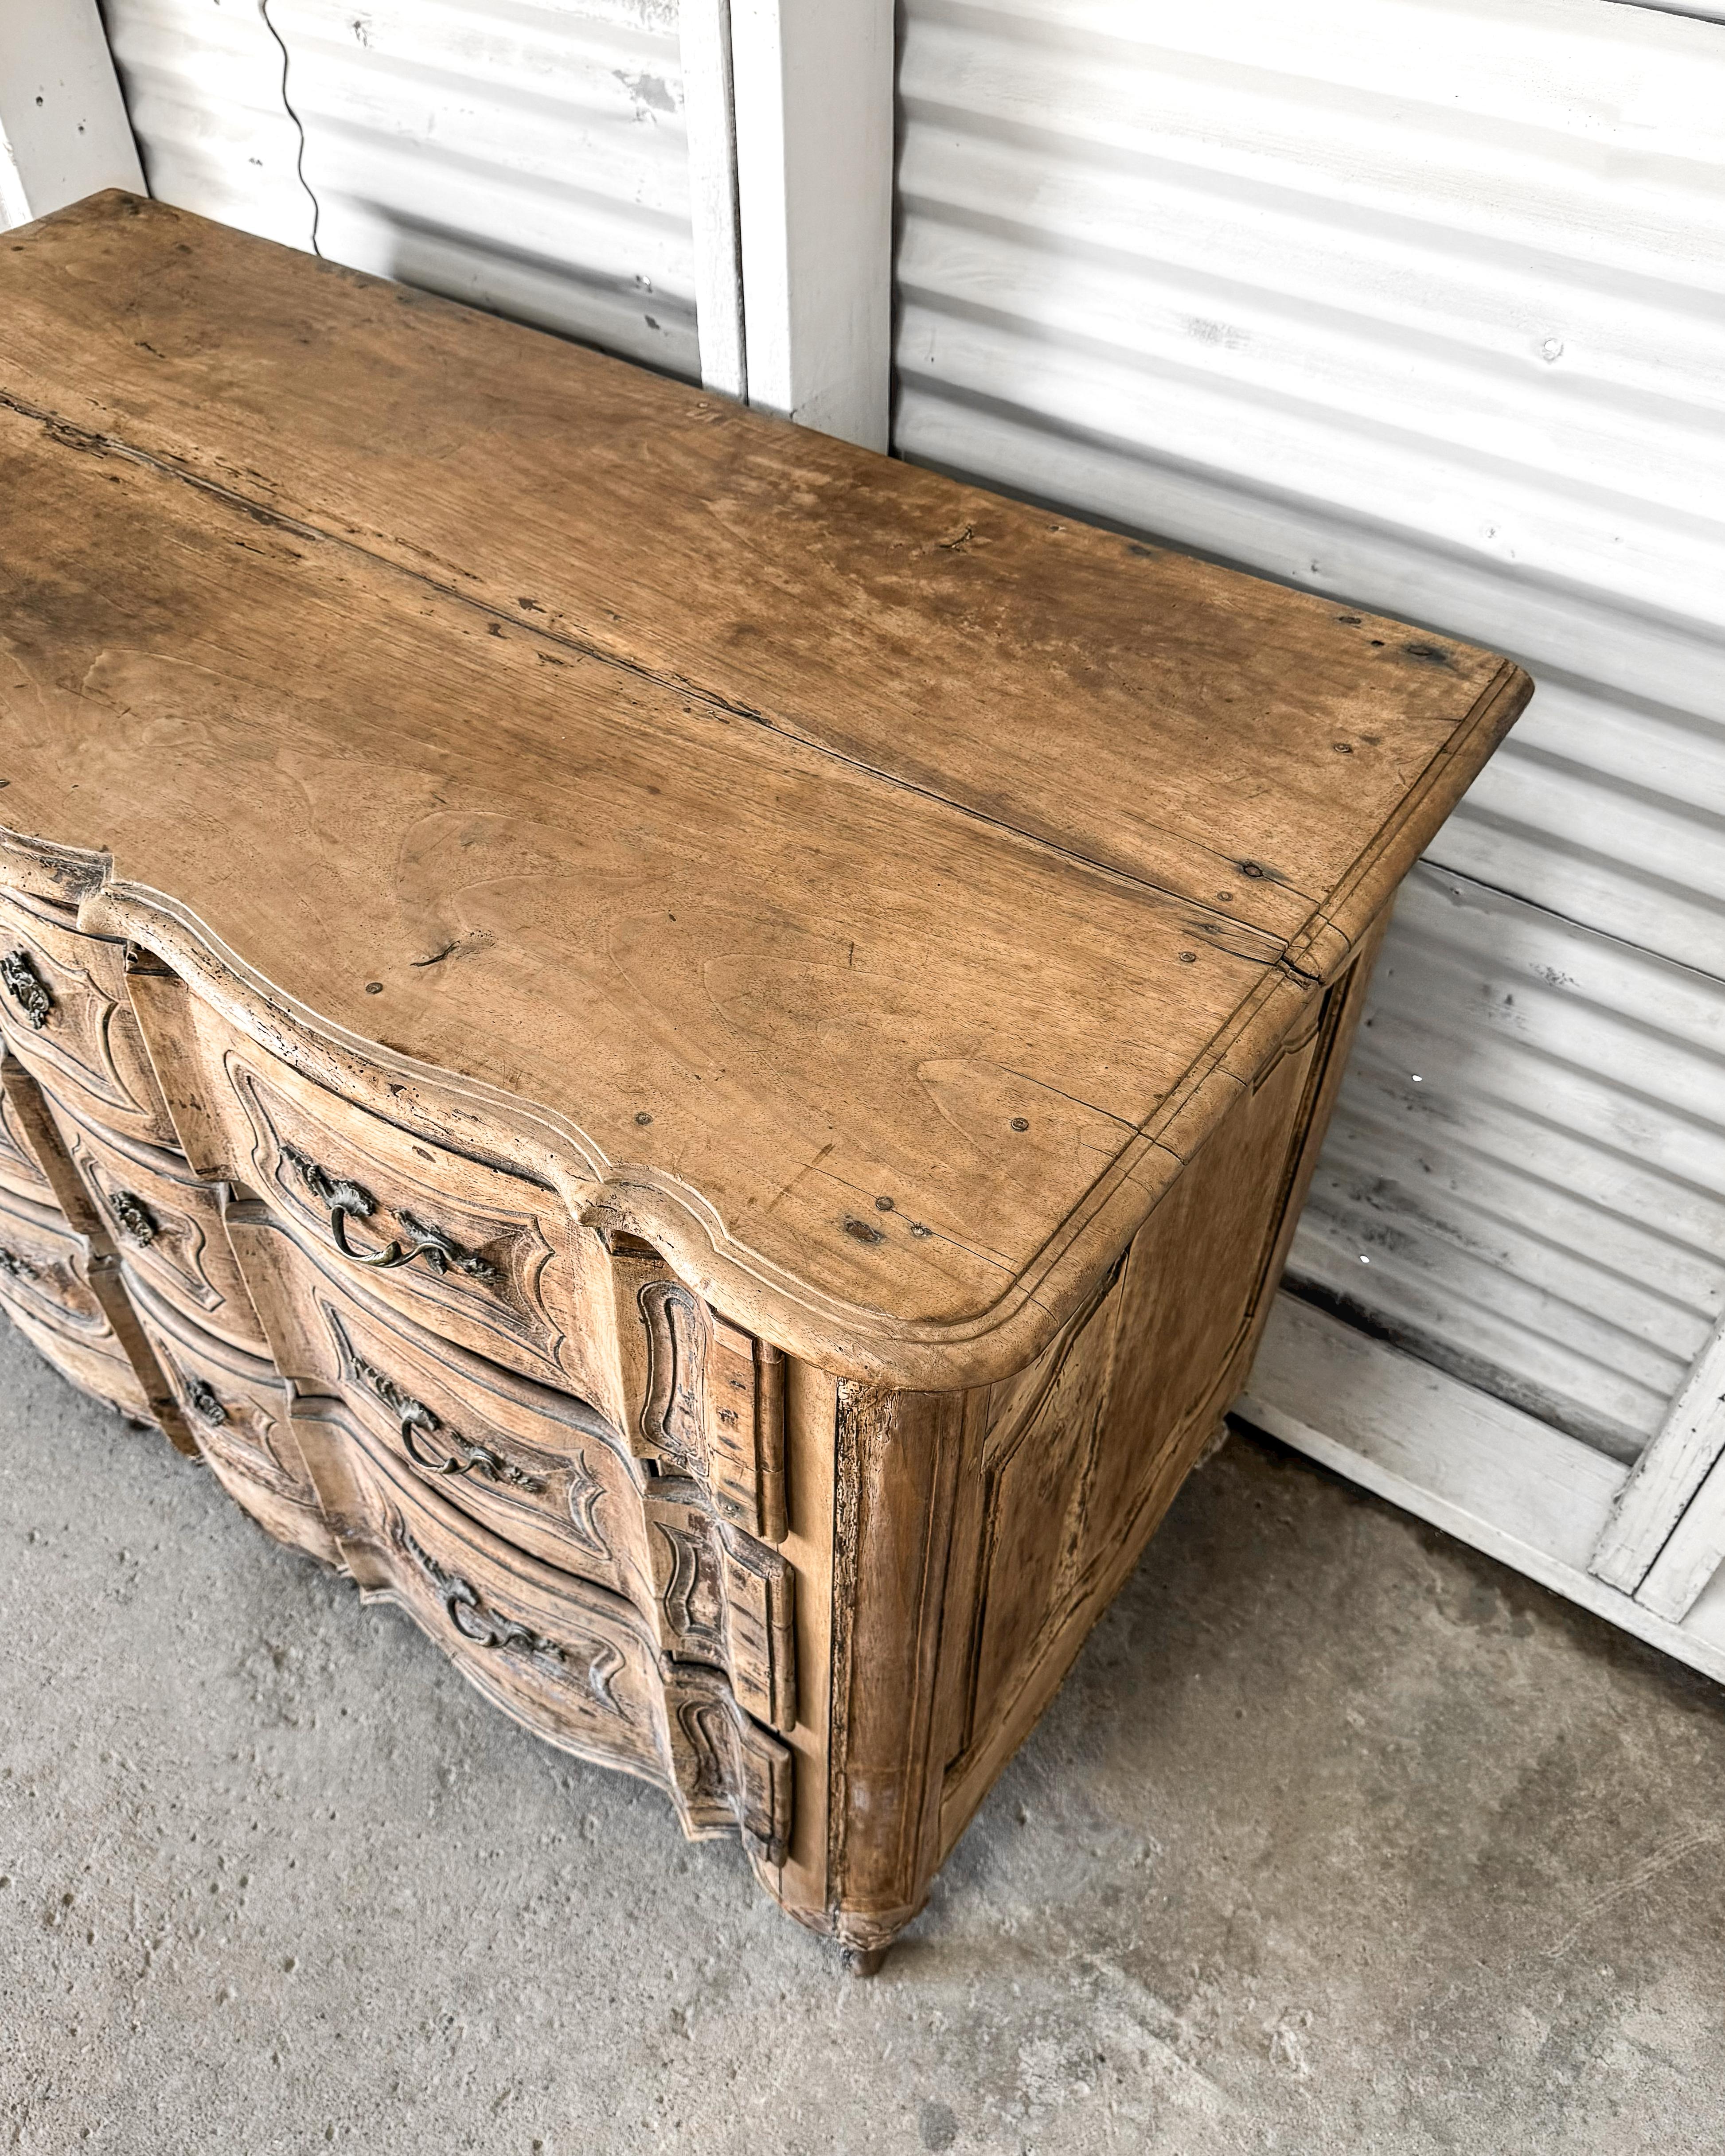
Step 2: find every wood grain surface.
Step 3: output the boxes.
[0,191,1530,1370]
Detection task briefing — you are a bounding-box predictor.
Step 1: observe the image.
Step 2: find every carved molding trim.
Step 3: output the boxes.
[645,1477,797,1734]
[669,1681,793,1870]
[636,1277,786,1544]
[639,1278,708,1473]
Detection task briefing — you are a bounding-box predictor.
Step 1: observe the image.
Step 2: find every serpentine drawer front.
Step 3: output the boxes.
[0,887,179,1150]
[225,1204,796,1732]
[0,1060,57,1206]
[301,1404,795,1869]
[0,1181,155,1425]
[125,1265,332,1565]
[44,1096,268,1355]
[0,192,1531,1971]
[137,984,614,1406]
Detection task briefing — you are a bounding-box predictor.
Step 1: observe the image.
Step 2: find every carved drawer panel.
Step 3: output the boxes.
[227,1204,799,1732]
[225,1199,644,1597]
[139,1000,613,1405]
[0,888,178,1149]
[302,1405,793,1867]
[41,1096,267,1355]
[641,1476,797,1735]
[609,1244,788,1545]
[4,1296,153,1426]
[0,1058,57,1206]
[0,1183,158,1424]
[125,1266,335,1566]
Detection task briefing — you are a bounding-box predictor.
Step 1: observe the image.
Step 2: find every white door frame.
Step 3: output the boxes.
[679,0,893,449]
[0,0,143,230]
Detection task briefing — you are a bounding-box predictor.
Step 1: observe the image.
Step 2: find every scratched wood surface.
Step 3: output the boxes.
[0,191,1529,1365]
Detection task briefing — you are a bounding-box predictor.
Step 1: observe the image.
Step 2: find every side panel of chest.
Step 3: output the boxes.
[815,932,1382,1960]
[933,938,1381,1856]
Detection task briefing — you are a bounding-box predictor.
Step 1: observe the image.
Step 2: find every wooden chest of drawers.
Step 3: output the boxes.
[0,191,1528,1970]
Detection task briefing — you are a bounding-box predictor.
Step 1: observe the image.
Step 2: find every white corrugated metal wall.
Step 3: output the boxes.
[98,0,699,375]
[895,0,1725,1479]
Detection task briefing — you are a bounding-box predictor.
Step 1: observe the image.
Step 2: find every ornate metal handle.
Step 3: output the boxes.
[396,1211,501,1283]
[351,1352,545,1493]
[397,1522,562,1657]
[328,1202,421,1271]
[0,950,52,1029]
[185,1375,227,1425]
[280,1145,500,1282]
[107,1189,158,1246]
[390,1515,621,1708]
[0,1244,37,1281]
[397,1408,470,1478]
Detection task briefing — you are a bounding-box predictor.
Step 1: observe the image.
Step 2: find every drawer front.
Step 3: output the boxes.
[0,1060,55,1205]
[227,1206,797,1731]
[44,1098,267,1353]
[226,1201,643,1596]
[126,1267,334,1564]
[171,1018,611,1404]
[5,1297,151,1422]
[0,889,178,1148]
[610,1248,788,1545]
[306,1408,792,1864]
[0,1183,116,1339]
[0,1185,151,1420]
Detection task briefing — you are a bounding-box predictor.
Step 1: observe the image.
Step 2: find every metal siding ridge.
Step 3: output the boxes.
[1288,866,1725,1453]
[102,0,698,373]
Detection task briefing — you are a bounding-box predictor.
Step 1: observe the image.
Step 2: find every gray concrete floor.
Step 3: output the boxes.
[2,1317,1722,2155]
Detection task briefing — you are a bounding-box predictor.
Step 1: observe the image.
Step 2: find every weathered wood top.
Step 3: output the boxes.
[0,191,1528,1375]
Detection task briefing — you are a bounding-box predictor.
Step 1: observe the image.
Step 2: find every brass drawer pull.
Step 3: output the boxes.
[328,1203,418,1270]
[351,1352,546,1493]
[0,1244,37,1281]
[0,949,52,1029]
[407,1522,555,1653]
[107,1189,158,1245]
[281,1144,500,1283]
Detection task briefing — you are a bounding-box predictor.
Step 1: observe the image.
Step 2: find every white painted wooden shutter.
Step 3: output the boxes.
[895,0,1725,1665]
[98,0,700,376]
